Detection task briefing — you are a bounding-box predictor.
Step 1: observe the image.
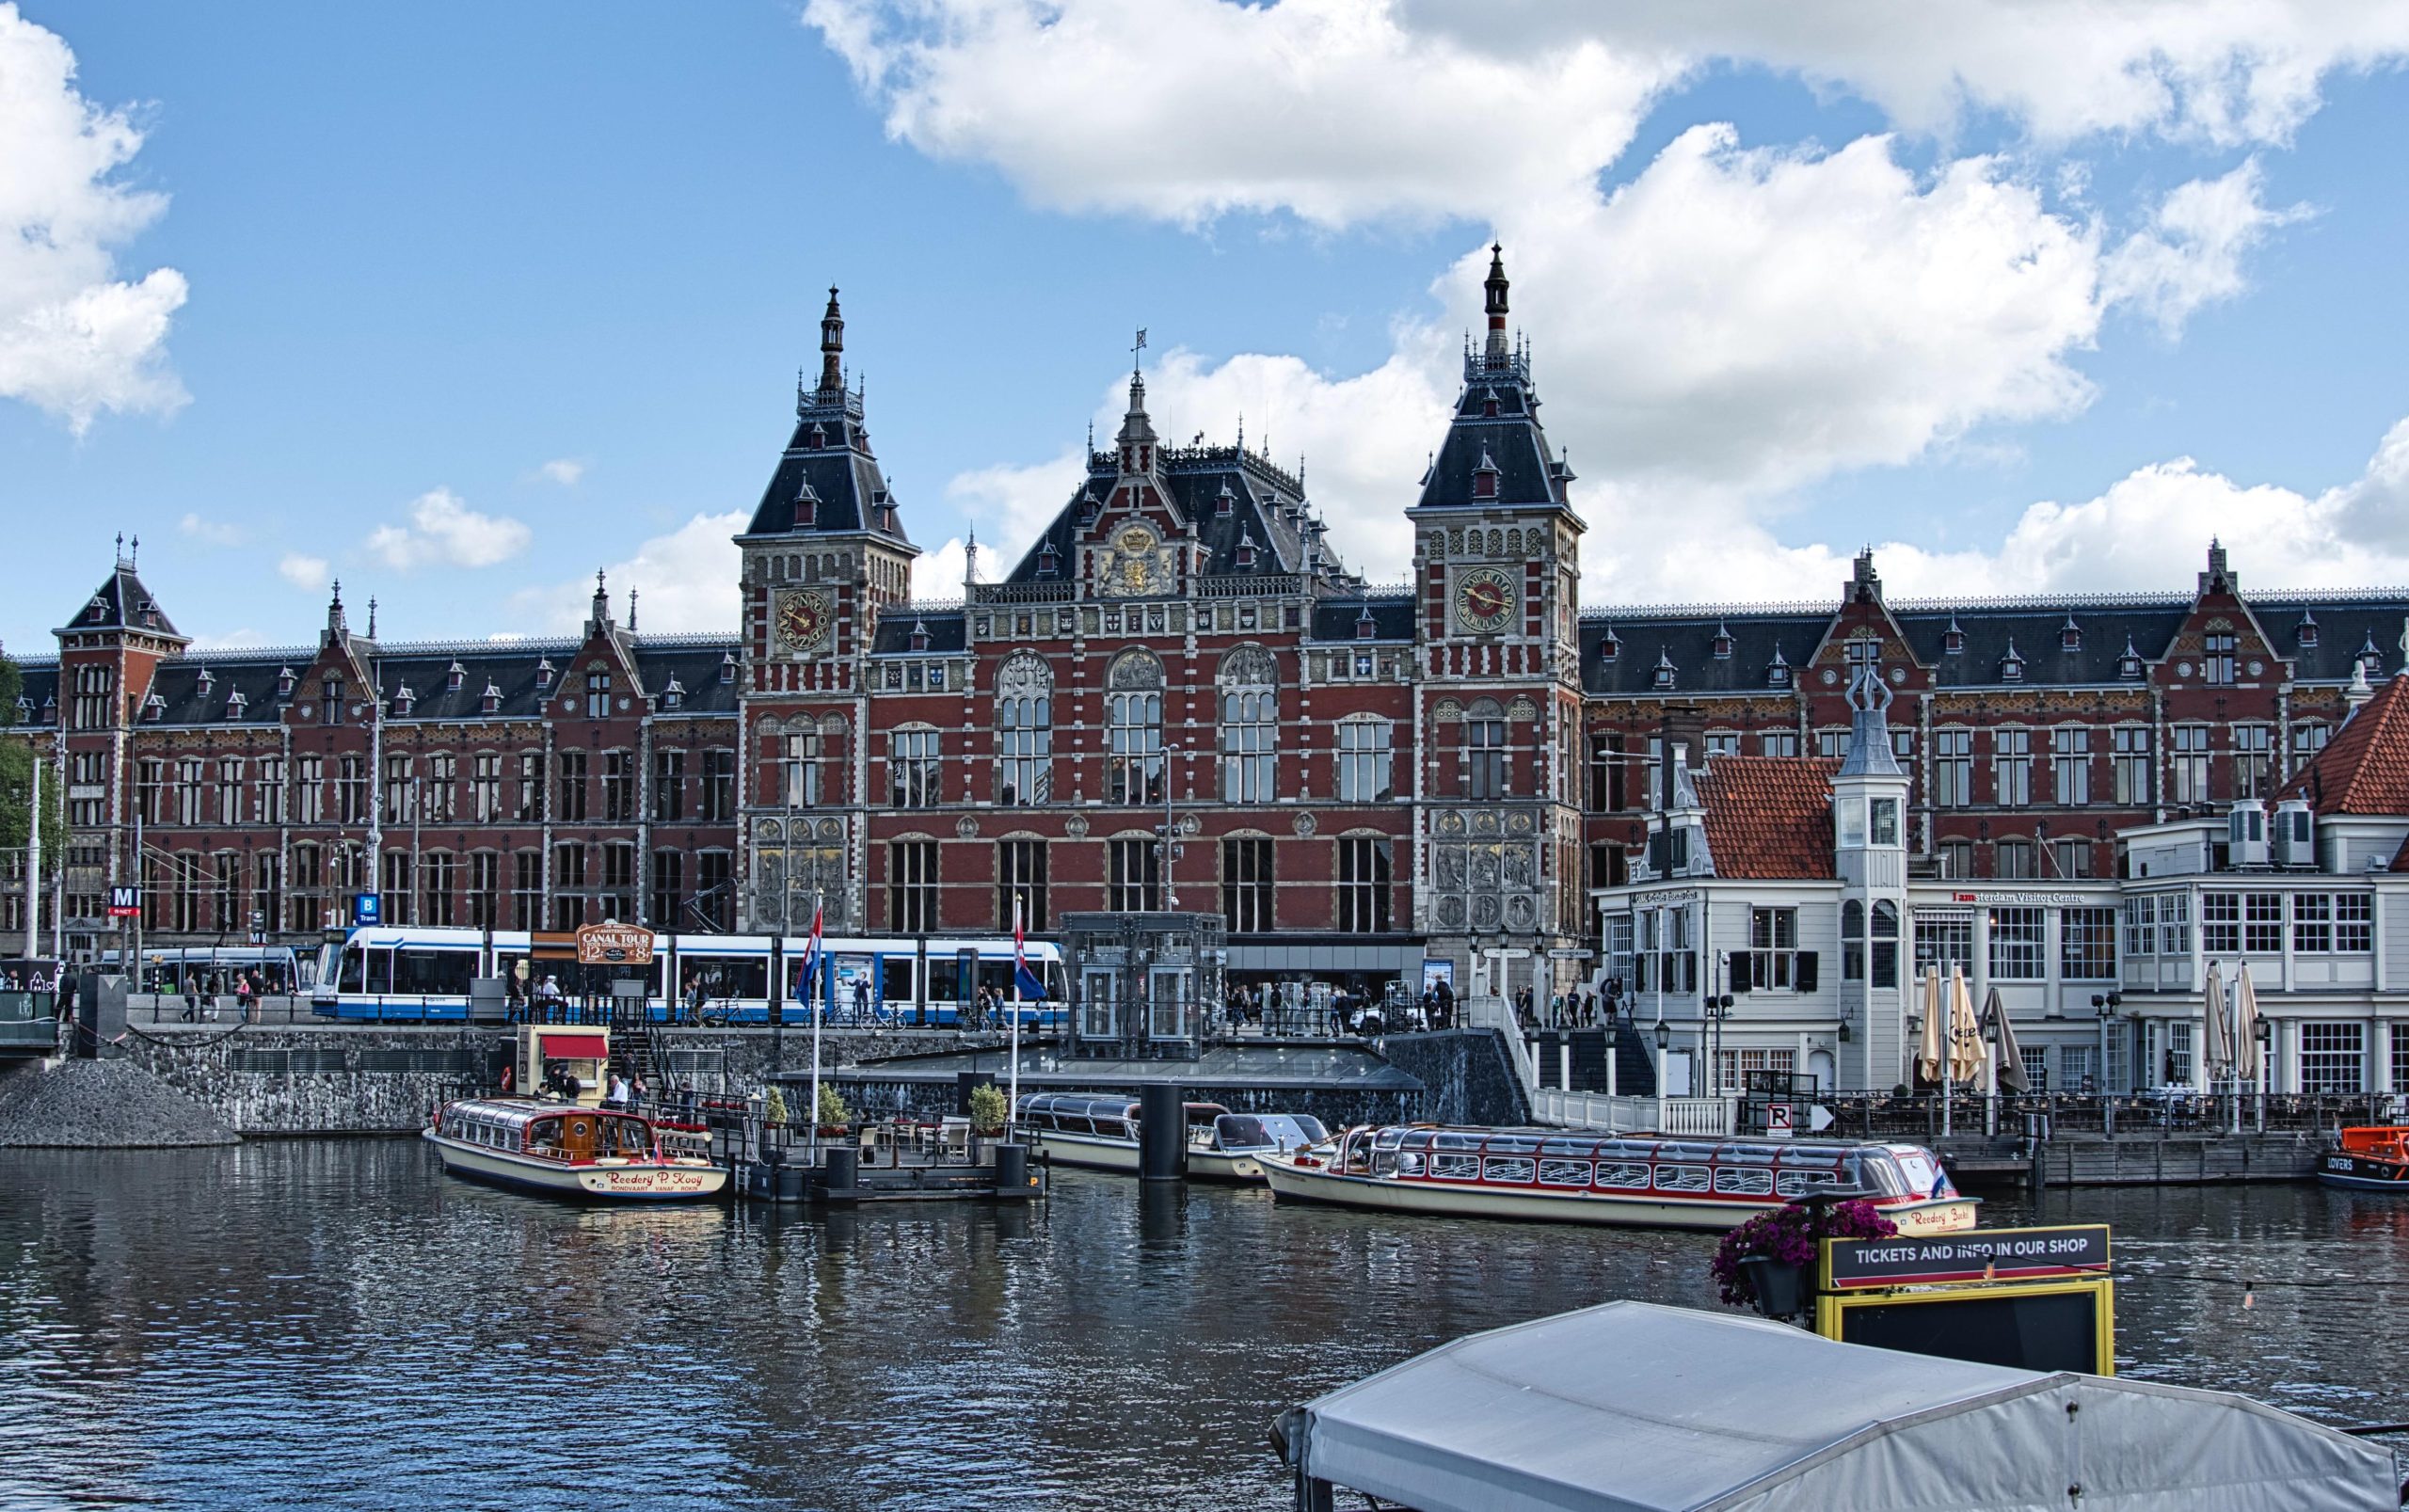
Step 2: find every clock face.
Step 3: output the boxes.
[1454,566,1516,633]
[774,589,831,654]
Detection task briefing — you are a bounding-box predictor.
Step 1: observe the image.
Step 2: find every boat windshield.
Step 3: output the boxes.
[1213,1113,1331,1154]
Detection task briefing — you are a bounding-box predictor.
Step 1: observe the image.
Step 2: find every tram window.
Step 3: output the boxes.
[1482,1156,1536,1184]
[365,949,394,995]
[1714,1168,1775,1196]
[1539,1159,1592,1187]
[338,949,366,994]
[924,956,964,1003]
[394,949,475,996]
[680,957,767,1000]
[1428,1153,1480,1181]
[1595,1163,1651,1189]
[1652,1165,1711,1193]
[878,955,915,998]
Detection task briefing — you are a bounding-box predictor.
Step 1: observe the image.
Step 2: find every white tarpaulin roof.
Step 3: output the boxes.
[1291,1301,2396,1512]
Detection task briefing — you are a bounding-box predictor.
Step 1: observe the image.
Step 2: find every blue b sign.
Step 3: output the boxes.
[353,893,381,926]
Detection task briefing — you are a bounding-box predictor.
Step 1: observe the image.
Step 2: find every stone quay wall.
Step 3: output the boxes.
[1373,1028,1531,1126]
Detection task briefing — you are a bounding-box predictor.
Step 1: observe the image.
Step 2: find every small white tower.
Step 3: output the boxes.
[1832,652,1911,1087]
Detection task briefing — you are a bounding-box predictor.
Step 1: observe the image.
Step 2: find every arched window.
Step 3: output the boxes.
[996,654,1052,806]
[1218,646,1278,804]
[1107,651,1164,805]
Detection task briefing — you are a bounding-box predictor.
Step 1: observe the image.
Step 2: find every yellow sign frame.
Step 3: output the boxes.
[1815,1276,2116,1377]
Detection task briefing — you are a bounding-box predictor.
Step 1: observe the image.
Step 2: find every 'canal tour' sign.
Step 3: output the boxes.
[575,923,656,966]
[1824,1224,2111,1291]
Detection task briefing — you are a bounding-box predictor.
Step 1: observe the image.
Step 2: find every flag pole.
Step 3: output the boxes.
[1010,891,1023,1136]
[807,888,823,1161]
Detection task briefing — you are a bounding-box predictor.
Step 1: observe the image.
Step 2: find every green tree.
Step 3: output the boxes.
[0,655,65,865]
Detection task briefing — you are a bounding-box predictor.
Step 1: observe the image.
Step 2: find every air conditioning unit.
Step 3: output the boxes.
[2226,800,2269,868]
[2271,798,2315,868]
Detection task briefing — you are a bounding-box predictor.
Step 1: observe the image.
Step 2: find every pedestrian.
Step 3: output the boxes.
[182,972,201,1023]
[630,1073,647,1114]
[236,972,256,1022]
[687,974,708,1025]
[852,973,870,1024]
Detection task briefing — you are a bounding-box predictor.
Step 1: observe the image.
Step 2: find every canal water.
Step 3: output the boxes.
[4,1143,2408,1510]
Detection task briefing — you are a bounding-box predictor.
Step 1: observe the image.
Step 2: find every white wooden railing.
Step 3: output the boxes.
[1531,1086,1736,1137]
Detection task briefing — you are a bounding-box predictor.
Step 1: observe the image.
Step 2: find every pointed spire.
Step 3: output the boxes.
[589,568,611,632]
[366,596,378,640]
[628,585,639,632]
[1483,242,1510,366]
[818,285,845,396]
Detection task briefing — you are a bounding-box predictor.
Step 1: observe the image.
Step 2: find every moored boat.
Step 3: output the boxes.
[1258,1125,1977,1233]
[1189,1113,1332,1183]
[423,1097,729,1201]
[2321,1126,2409,1190]
[1015,1092,1326,1180]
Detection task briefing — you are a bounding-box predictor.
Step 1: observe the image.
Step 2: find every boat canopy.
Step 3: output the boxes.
[1279,1300,2394,1512]
[446,1098,646,1133]
[1017,1092,1138,1123]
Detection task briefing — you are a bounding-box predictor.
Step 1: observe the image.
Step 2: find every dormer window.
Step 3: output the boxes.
[1216,481,1235,517]
[1767,649,1791,689]
[13,696,32,724]
[536,659,556,691]
[1598,630,1619,663]
[225,689,247,721]
[807,423,827,449]
[909,618,931,652]
[1652,649,1676,690]
[276,667,296,697]
[88,596,106,623]
[719,651,737,686]
[1711,623,1732,661]
[2361,633,2385,677]
[661,677,685,710]
[446,661,466,692]
[391,683,416,716]
[1942,616,1965,656]
[1356,605,1377,641]
[138,600,158,628]
[1037,540,1060,578]
[1235,531,1258,568]
[2061,615,2082,651]
[2119,638,2144,679]
[142,692,164,722]
[1472,449,1500,501]
[2000,643,2024,682]
[480,680,502,714]
[1482,389,1500,419]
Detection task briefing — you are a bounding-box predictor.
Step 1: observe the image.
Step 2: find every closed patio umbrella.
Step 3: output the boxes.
[1986,986,2030,1093]
[2200,960,2228,1092]
[1947,967,1986,1086]
[2231,963,2263,1085]
[1915,967,1945,1084]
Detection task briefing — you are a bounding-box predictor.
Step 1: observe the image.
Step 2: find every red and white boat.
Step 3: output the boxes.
[1258,1125,1976,1233]
[423,1097,728,1201]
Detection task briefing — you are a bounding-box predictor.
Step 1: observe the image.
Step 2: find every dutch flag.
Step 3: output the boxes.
[797,900,824,1002]
[1013,897,1046,1002]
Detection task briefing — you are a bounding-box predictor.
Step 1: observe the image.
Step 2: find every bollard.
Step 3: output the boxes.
[775,1162,806,1203]
[996,1140,1030,1191]
[823,1143,859,1194]
[1139,1084,1186,1182]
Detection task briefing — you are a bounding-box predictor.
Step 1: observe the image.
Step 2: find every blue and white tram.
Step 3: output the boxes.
[311,926,1063,1025]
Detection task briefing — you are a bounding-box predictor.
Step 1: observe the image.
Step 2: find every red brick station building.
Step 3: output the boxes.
[6,256,2407,1006]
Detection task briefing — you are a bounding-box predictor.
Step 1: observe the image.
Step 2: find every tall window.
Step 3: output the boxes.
[553,843,587,929]
[216,758,243,825]
[134,759,163,825]
[602,751,635,821]
[1337,836,1392,932]
[1745,907,1797,990]
[1933,729,1973,807]
[2231,724,2273,798]
[1220,837,1273,931]
[176,759,205,825]
[2170,725,2211,804]
[653,749,685,822]
[426,754,456,822]
[1465,708,1508,801]
[383,755,414,823]
[1109,838,1159,912]
[555,752,589,821]
[999,839,1048,931]
[323,677,344,725]
[213,853,240,931]
[1993,728,2032,807]
[889,728,940,808]
[2203,629,2238,685]
[422,851,456,927]
[650,849,684,928]
[1218,649,1278,803]
[995,654,1052,805]
[1994,838,2034,879]
[338,756,367,826]
[694,851,732,931]
[2050,727,2089,804]
[601,843,636,920]
[381,851,413,927]
[2050,838,2092,879]
[295,756,324,824]
[2301,1023,2366,1094]
[1988,908,2045,979]
[468,851,500,930]
[2113,727,2151,805]
[2291,723,2330,771]
[253,852,280,933]
[1871,900,1899,989]
[1107,653,1164,805]
[71,665,113,730]
[1936,838,1974,879]
[1337,718,1395,803]
[889,840,938,932]
[584,669,612,720]
[512,851,543,930]
[515,752,543,821]
[701,749,735,820]
[785,731,822,806]
[471,753,502,822]
[1587,731,1624,811]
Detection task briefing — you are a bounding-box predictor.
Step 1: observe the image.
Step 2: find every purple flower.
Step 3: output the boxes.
[1708,1200,1898,1307]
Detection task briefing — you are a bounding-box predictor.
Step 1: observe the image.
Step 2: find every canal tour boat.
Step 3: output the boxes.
[1257,1126,1978,1233]
[423,1097,729,1201]
[1014,1092,1329,1181]
[2320,1126,2409,1191]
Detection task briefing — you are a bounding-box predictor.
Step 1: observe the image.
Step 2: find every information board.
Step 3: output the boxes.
[1822,1280,2114,1376]
[1824,1225,2111,1291]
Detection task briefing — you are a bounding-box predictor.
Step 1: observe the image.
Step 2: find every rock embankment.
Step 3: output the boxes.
[0,1058,241,1147]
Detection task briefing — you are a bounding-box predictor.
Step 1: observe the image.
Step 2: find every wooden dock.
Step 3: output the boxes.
[1936,1131,2324,1188]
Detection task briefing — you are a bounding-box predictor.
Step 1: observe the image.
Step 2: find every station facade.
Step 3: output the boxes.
[7,256,2409,1015]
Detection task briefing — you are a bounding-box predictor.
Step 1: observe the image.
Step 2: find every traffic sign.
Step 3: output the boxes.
[106,885,140,919]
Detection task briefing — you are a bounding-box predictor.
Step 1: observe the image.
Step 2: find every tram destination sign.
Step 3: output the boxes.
[1824,1224,2111,1291]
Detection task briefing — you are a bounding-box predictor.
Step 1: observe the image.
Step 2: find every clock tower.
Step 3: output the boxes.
[1407,247,1588,1002]
[732,287,919,932]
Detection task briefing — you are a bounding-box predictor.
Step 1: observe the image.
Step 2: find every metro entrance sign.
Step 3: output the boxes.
[106,885,140,919]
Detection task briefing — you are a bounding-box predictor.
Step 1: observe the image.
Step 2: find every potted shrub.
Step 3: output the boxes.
[1710,1199,1897,1320]
[762,1086,789,1128]
[967,1083,1009,1138]
[816,1082,853,1137]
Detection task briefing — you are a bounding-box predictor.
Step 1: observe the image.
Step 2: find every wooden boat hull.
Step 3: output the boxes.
[1257,1154,1977,1234]
[2320,1150,2409,1190]
[423,1128,728,1201]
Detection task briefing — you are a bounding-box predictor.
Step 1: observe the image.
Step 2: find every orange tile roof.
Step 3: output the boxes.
[1695,756,1840,880]
[2282,676,2409,817]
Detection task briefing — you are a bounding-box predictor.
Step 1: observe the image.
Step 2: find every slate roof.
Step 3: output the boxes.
[741,426,912,546]
[869,611,968,655]
[1002,443,1360,588]
[1307,596,1414,644]
[8,662,58,727]
[1584,614,1828,697]
[1694,756,1839,880]
[55,565,185,641]
[2282,675,2409,816]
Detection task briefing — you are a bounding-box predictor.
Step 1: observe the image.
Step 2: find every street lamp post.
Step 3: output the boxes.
[1154,741,1181,912]
[2091,991,2122,1094]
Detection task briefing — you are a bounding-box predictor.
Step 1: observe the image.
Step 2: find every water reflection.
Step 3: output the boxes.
[2,1147,2406,1510]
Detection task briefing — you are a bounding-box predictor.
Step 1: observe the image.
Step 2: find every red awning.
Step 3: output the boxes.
[540,1034,608,1058]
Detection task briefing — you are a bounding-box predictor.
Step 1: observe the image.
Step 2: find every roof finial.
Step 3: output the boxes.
[366,597,377,639]
[964,526,979,588]
[818,285,845,396]
[1131,326,1147,381]
[1483,242,1510,366]
[129,533,139,566]
[628,584,638,632]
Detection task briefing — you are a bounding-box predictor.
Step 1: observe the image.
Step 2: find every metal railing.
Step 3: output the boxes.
[1813,1090,2406,1141]
[1531,1086,1736,1137]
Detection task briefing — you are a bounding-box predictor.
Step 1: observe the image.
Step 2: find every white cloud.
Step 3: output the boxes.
[2103,159,2312,336]
[536,457,585,486]
[178,512,242,546]
[942,447,1088,577]
[277,553,329,591]
[910,534,996,600]
[0,4,188,433]
[365,487,533,571]
[516,512,745,635]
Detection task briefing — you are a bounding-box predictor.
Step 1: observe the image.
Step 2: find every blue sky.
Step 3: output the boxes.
[5,2,2409,653]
